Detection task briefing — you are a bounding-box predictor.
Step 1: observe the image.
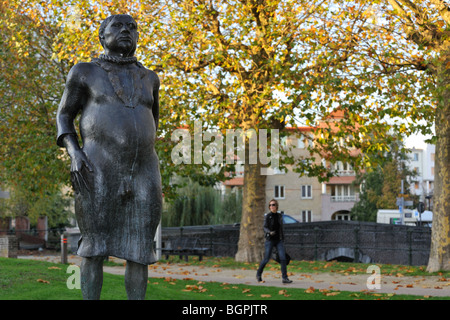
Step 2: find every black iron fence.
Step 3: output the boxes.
[162,220,431,266]
[2,221,431,266]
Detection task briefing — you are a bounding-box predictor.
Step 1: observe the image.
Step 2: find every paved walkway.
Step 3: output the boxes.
[18,254,450,298]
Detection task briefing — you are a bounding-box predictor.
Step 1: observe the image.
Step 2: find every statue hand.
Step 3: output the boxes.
[70,149,93,173]
[69,150,93,192]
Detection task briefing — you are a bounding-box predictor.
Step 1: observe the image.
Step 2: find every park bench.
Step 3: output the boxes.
[162,237,210,261]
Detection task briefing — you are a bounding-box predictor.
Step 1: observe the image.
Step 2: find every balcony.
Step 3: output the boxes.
[321,193,359,221]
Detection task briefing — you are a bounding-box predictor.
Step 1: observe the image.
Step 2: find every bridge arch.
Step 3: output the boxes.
[323,247,372,263]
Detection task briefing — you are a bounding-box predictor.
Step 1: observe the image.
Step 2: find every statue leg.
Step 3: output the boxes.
[80,256,105,300]
[125,260,148,300]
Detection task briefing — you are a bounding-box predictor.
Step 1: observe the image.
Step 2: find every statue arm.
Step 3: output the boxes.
[56,63,93,172]
[152,71,160,131]
[56,64,88,147]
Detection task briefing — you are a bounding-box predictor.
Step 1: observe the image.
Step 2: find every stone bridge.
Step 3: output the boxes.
[162,220,431,266]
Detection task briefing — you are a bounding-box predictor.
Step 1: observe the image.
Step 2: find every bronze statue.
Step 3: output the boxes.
[56,14,162,300]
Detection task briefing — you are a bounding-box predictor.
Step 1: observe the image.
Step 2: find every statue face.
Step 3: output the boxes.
[102,15,138,57]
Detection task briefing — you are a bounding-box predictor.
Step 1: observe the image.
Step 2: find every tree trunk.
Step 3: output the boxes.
[235,158,266,263]
[427,51,450,272]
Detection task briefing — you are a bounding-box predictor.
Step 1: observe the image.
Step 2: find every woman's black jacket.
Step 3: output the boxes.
[263,212,284,241]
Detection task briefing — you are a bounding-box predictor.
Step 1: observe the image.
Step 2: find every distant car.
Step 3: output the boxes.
[233,213,300,227]
[282,214,300,224]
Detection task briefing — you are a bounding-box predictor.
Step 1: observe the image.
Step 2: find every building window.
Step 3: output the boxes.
[274,185,285,199]
[302,210,312,222]
[334,213,351,220]
[297,134,313,149]
[301,185,312,199]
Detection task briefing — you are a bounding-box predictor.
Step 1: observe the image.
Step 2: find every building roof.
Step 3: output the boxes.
[327,176,356,184]
[223,177,244,186]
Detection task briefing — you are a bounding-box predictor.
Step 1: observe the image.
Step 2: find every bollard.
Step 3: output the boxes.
[61,234,68,264]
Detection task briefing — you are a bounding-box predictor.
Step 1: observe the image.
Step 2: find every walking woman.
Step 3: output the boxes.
[256,199,292,284]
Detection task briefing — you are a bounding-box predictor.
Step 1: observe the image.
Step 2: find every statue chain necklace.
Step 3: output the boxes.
[94,54,145,109]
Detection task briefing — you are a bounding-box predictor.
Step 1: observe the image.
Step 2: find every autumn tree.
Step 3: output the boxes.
[0,2,72,216]
[151,0,415,262]
[352,139,417,221]
[357,0,449,271]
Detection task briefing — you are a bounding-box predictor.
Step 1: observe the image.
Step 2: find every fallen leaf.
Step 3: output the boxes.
[242,288,251,294]
[37,279,50,284]
[183,284,207,293]
[305,287,315,293]
[325,292,341,296]
[261,294,271,298]
[48,266,61,270]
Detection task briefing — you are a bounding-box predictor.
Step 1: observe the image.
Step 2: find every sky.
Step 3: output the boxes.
[404,133,432,150]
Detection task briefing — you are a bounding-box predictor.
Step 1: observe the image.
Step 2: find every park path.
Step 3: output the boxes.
[18,253,450,298]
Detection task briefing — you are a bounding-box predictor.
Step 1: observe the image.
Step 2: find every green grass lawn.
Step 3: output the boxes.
[0,257,448,300]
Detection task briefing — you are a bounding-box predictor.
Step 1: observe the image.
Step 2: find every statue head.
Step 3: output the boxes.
[99,14,139,57]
